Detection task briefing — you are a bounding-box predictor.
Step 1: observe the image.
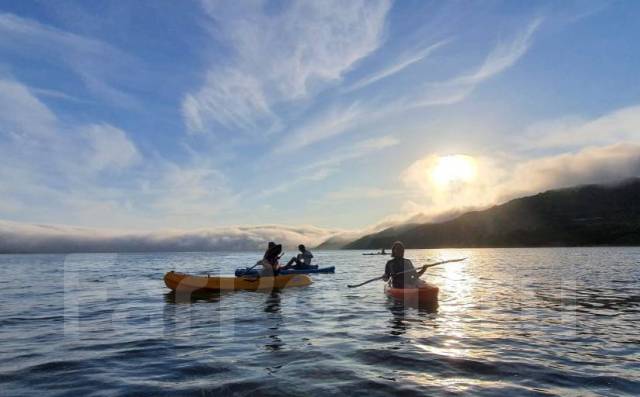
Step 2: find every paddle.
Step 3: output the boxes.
[243,251,286,272]
[347,258,466,288]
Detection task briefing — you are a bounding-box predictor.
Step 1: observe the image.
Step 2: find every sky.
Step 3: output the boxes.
[1,0,640,251]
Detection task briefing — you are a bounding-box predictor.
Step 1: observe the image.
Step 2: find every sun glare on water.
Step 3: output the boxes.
[431,155,477,187]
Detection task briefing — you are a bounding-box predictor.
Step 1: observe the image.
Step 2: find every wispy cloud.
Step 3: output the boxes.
[519,104,640,150]
[0,75,243,229]
[0,77,141,222]
[143,161,236,222]
[2,3,624,242]
[257,135,398,198]
[403,17,543,109]
[254,168,334,199]
[300,135,399,174]
[0,78,141,179]
[453,17,542,85]
[275,102,368,153]
[275,18,543,153]
[0,77,57,138]
[0,12,139,107]
[183,0,391,135]
[30,86,90,103]
[324,187,404,201]
[182,69,277,134]
[84,124,140,172]
[345,38,452,92]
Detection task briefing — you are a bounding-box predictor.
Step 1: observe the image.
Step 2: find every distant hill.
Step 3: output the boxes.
[315,223,421,250]
[342,179,640,249]
[315,234,356,250]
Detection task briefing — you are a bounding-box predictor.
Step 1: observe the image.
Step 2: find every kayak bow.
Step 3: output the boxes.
[384,281,439,304]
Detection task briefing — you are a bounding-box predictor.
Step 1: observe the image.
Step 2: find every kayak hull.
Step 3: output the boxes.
[384,282,439,304]
[235,266,335,276]
[164,271,312,292]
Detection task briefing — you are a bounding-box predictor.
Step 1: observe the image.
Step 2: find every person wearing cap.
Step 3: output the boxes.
[382,241,426,288]
[282,244,314,270]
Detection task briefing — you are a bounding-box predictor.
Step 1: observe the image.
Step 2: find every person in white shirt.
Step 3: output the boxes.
[283,244,314,269]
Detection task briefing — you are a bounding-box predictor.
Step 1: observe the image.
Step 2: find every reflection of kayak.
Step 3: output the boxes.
[384,282,439,304]
[164,271,312,292]
[362,253,389,256]
[235,266,335,277]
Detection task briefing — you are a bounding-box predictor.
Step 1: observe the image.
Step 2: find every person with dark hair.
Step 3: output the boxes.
[382,241,426,288]
[264,242,276,259]
[283,244,314,270]
[257,242,282,276]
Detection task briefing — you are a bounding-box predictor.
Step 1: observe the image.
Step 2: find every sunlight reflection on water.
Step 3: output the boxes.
[0,248,638,396]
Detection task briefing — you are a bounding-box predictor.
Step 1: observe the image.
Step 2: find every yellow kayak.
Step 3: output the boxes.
[164,271,312,292]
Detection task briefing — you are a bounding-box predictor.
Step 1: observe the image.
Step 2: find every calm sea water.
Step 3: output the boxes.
[0,248,638,396]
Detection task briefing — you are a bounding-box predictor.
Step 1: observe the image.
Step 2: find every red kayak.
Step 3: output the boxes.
[384,281,439,304]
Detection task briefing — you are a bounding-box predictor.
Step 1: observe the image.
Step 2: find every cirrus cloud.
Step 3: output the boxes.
[182,0,391,136]
[0,12,140,107]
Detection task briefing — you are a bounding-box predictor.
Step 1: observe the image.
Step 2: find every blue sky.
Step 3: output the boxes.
[1,0,640,245]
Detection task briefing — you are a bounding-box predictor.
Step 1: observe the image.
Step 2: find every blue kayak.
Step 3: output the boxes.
[235,266,335,277]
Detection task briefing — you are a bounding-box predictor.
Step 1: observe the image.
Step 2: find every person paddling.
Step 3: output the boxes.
[263,242,276,260]
[257,242,282,276]
[382,241,426,288]
[283,244,313,270]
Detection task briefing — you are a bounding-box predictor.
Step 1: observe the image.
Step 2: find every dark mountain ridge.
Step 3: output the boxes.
[343,179,640,249]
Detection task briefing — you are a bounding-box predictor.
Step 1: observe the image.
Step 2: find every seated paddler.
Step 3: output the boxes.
[382,241,426,288]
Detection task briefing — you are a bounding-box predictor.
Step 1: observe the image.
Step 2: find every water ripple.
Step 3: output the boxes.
[0,248,638,396]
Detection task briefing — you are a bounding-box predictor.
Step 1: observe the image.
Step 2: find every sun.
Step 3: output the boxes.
[430,155,477,186]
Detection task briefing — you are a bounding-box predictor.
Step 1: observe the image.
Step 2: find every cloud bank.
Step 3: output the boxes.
[3,142,638,253]
[401,143,640,220]
[0,221,349,254]
[520,105,640,150]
